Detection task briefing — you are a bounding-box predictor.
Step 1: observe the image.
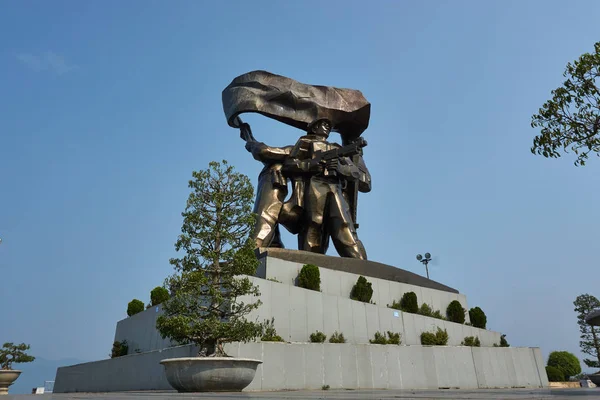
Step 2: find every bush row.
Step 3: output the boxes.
[126,286,170,317]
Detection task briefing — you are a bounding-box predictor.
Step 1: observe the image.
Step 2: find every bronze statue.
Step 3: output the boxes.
[223,71,372,259]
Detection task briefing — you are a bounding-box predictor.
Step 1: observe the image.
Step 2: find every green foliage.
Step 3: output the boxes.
[431,310,446,320]
[0,343,35,370]
[468,307,487,329]
[298,264,321,291]
[156,161,263,357]
[531,41,600,166]
[461,336,481,347]
[499,334,510,347]
[574,294,600,368]
[322,385,330,390]
[547,351,582,379]
[418,303,433,317]
[329,331,346,343]
[420,327,449,346]
[446,300,466,324]
[310,331,327,343]
[150,286,169,306]
[261,318,284,342]
[399,291,418,313]
[127,299,145,317]
[545,366,565,382]
[110,340,128,358]
[369,331,402,345]
[350,276,373,303]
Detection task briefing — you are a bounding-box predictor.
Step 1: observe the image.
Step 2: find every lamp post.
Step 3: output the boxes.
[416,252,432,279]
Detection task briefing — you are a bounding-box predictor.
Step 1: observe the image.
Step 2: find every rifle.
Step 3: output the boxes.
[306,137,367,177]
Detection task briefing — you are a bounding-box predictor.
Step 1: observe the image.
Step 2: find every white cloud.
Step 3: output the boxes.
[16,51,78,75]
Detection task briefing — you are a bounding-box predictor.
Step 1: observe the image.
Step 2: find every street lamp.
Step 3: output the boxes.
[416,252,432,279]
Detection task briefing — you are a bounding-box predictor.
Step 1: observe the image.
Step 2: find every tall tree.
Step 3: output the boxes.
[573,294,600,368]
[156,160,263,357]
[531,42,600,166]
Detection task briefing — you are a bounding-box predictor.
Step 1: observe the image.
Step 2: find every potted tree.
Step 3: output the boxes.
[157,161,264,392]
[0,342,35,395]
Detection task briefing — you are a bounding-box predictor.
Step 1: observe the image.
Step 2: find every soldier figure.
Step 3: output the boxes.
[282,119,371,259]
[240,121,292,248]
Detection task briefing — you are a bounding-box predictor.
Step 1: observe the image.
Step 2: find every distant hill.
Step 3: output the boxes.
[8,357,88,395]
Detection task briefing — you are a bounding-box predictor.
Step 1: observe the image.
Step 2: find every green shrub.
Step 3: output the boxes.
[110,340,128,358]
[446,300,466,324]
[400,292,418,313]
[418,303,433,317]
[431,310,446,320]
[150,286,169,306]
[468,307,487,329]
[461,336,481,347]
[499,334,509,347]
[127,299,145,317]
[310,331,327,343]
[329,331,346,343]
[420,327,449,345]
[261,318,284,342]
[350,276,373,303]
[545,365,565,382]
[298,264,320,291]
[547,351,582,379]
[369,331,401,345]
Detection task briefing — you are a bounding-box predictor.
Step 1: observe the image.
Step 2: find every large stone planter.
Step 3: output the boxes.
[589,372,600,387]
[0,370,22,395]
[160,357,262,392]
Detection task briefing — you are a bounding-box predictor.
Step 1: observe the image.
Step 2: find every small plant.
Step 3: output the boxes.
[261,318,284,342]
[150,286,169,306]
[310,331,327,343]
[400,291,418,313]
[329,331,346,343]
[350,276,373,303]
[369,331,401,345]
[127,299,145,317]
[446,300,466,324]
[461,336,481,347]
[110,340,129,358]
[431,310,446,320]
[547,351,582,380]
[546,365,565,382]
[499,334,510,347]
[468,307,487,329]
[298,264,320,291]
[418,303,433,317]
[322,384,330,390]
[420,327,449,346]
[0,342,35,370]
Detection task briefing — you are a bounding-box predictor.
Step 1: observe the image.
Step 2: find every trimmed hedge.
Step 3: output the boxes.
[461,336,481,347]
[369,331,401,345]
[400,292,418,313]
[547,351,581,379]
[469,307,487,329]
[446,300,466,324]
[350,276,373,303]
[150,286,169,306]
[545,365,565,382]
[310,331,327,343]
[298,264,320,291]
[329,331,346,343]
[127,299,145,317]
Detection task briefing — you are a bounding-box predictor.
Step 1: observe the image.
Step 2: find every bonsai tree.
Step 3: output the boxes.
[150,286,169,306]
[1,343,35,370]
[156,161,263,357]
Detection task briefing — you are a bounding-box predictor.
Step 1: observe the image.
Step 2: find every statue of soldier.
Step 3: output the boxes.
[281,119,371,259]
[239,121,292,248]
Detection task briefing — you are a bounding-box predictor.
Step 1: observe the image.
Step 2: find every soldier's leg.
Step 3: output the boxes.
[252,182,286,248]
[327,185,367,260]
[298,180,329,254]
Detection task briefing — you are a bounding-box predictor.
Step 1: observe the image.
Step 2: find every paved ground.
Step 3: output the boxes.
[6,389,600,400]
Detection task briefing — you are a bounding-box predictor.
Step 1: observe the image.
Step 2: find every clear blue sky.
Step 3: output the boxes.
[2,0,599,375]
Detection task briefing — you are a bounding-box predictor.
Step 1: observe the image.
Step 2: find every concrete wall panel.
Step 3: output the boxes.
[270,281,291,341]
[260,342,286,390]
[289,286,308,341]
[355,344,373,388]
[351,301,369,344]
[322,343,343,389]
[304,344,324,389]
[305,288,324,336]
[369,345,389,388]
[322,293,340,336]
[283,343,305,389]
[339,343,359,388]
